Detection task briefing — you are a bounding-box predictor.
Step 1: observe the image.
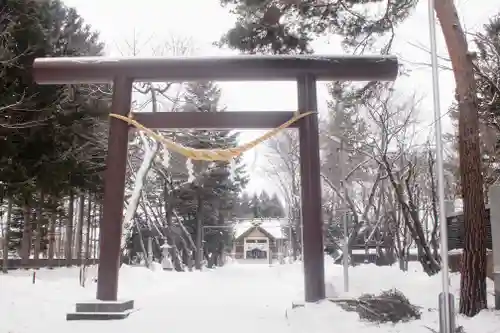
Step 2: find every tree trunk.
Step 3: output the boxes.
[47,199,56,268]
[384,157,441,275]
[84,193,92,265]
[91,203,98,262]
[428,151,441,259]
[76,194,85,266]
[217,210,225,267]
[122,134,159,251]
[291,171,301,259]
[383,226,396,265]
[163,179,183,271]
[399,219,408,271]
[2,197,12,273]
[97,198,103,260]
[20,202,32,268]
[33,191,44,265]
[65,191,75,266]
[195,194,204,270]
[158,174,195,270]
[135,225,149,267]
[434,0,487,316]
[57,214,64,260]
[179,236,193,270]
[406,209,441,275]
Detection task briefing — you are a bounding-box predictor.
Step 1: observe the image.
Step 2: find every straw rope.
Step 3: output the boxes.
[109,111,315,161]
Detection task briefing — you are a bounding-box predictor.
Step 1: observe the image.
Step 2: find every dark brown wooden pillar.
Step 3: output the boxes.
[297,74,325,302]
[96,77,133,301]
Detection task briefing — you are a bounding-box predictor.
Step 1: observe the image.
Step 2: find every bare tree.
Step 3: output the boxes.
[361,89,441,275]
[320,100,386,264]
[264,130,302,259]
[321,81,451,274]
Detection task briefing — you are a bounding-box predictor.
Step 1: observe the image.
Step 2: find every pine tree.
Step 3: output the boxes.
[444,13,500,314]
[218,0,418,54]
[0,0,106,255]
[249,193,261,218]
[235,192,253,218]
[258,191,271,215]
[7,205,26,252]
[267,193,285,217]
[257,191,285,218]
[469,15,500,194]
[174,81,248,268]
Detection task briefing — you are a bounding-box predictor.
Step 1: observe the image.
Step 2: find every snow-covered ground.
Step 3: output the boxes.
[1,258,499,333]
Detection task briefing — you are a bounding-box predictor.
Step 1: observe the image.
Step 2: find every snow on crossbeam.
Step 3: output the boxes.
[32,54,398,84]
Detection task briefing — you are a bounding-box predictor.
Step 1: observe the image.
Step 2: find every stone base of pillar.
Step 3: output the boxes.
[66,299,134,320]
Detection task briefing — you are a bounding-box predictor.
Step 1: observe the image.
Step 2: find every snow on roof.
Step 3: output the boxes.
[233,218,289,240]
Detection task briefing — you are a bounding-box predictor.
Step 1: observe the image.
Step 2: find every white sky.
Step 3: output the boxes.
[62,0,498,195]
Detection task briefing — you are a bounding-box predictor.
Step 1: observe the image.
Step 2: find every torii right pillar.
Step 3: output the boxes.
[297,74,325,302]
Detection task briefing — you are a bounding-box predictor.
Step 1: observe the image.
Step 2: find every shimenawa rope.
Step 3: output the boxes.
[109,111,315,161]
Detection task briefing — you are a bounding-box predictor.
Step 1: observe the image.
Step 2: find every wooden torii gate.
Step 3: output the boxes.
[33,55,398,319]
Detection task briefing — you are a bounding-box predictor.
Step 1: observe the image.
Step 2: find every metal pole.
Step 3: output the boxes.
[332,98,350,293]
[343,212,349,292]
[428,1,454,333]
[147,235,153,267]
[338,138,349,293]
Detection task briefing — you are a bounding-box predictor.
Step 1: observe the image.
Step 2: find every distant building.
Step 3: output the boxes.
[232,218,289,260]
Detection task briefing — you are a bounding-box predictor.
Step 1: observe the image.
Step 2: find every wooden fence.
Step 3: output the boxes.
[0,258,99,270]
[446,208,492,250]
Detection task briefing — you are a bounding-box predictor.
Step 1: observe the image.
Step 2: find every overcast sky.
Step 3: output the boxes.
[62,0,498,195]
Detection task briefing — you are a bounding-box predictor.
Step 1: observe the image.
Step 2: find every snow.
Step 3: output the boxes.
[121,133,159,250]
[1,259,499,333]
[233,218,289,239]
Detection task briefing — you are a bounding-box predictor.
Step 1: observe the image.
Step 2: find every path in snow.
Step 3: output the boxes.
[119,264,299,333]
[1,262,303,333]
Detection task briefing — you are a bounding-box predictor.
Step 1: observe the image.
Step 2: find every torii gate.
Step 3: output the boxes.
[33,55,398,319]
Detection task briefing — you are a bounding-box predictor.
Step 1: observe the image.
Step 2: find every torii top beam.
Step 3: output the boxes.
[32,54,398,84]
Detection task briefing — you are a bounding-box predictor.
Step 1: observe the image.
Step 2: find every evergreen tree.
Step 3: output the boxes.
[267,193,285,217]
[466,15,500,194]
[174,81,248,268]
[234,191,284,218]
[249,193,261,218]
[7,206,26,252]
[257,191,285,218]
[258,191,271,215]
[0,0,107,253]
[234,192,253,218]
[442,15,500,314]
[218,0,417,54]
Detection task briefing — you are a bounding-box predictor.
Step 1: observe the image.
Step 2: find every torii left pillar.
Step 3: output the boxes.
[67,77,135,320]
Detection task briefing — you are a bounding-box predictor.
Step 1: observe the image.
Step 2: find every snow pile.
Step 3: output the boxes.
[286,260,498,333]
[331,289,421,323]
